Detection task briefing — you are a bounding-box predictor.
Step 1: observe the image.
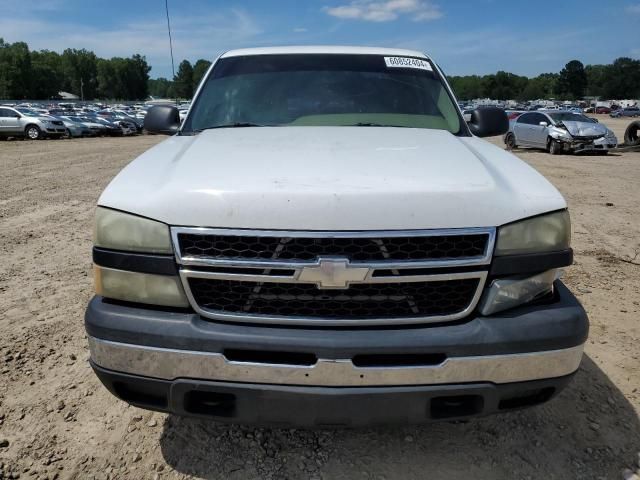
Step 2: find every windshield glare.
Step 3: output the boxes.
[16,108,37,116]
[184,54,463,134]
[550,112,595,123]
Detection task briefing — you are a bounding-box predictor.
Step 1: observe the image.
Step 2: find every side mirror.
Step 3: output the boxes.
[143,105,180,135]
[539,121,548,127]
[467,107,509,138]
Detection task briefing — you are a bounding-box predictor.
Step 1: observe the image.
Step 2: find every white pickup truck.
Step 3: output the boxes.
[85,46,587,426]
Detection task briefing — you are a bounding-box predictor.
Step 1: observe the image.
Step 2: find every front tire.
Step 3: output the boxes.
[505,133,517,150]
[25,125,41,140]
[549,138,563,155]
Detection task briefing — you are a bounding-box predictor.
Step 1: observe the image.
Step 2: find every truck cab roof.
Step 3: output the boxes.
[221,45,430,59]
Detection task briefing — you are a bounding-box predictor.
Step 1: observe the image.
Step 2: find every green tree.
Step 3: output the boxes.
[30,50,64,99]
[192,59,212,90]
[603,57,640,99]
[148,77,174,98]
[480,71,528,100]
[60,48,98,99]
[520,73,558,100]
[448,75,483,100]
[557,60,587,100]
[96,58,118,99]
[95,55,150,100]
[173,60,194,99]
[0,39,32,99]
[584,64,608,97]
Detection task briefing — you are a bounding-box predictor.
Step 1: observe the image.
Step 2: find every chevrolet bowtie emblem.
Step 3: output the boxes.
[297,257,371,289]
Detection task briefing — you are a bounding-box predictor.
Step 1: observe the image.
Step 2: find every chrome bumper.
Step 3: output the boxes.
[88,336,584,387]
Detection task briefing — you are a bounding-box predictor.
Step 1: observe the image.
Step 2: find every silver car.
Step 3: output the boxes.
[504,111,618,154]
[57,116,93,138]
[0,107,66,139]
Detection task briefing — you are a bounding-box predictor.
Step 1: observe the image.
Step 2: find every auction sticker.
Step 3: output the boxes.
[384,57,432,71]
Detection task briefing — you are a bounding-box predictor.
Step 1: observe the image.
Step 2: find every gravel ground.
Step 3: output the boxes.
[0,116,639,480]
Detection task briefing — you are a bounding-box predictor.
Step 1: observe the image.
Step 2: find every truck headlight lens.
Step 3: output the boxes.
[495,211,570,256]
[94,207,173,254]
[94,266,189,307]
[479,269,559,316]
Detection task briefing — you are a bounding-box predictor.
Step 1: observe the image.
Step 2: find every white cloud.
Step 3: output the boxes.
[324,0,442,22]
[293,27,308,33]
[0,9,263,77]
[626,3,640,13]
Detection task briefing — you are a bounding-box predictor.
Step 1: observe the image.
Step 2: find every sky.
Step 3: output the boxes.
[1,0,639,79]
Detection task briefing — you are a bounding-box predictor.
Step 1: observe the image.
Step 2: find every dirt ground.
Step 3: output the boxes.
[1,116,639,480]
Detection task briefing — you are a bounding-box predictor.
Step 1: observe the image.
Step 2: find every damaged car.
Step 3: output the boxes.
[504,111,617,154]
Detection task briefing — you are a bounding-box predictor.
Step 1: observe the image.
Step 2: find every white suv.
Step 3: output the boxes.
[85,47,587,426]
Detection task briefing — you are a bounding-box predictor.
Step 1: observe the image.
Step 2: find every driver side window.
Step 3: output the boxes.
[517,113,536,125]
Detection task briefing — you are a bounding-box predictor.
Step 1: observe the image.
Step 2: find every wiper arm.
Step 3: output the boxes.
[350,122,388,127]
[193,122,269,133]
[348,122,410,128]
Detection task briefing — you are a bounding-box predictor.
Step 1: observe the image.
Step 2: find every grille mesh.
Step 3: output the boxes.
[188,278,479,320]
[178,233,488,261]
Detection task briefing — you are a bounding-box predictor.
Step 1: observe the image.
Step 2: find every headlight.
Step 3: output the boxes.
[94,266,188,307]
[479,269,559,316]
[94,207,173,254]
[495,211,570,256]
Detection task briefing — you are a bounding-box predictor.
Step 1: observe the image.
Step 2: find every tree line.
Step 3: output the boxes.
[148,59,211,99]
[2,38,639,102]
[448,58,640,101]
[0,38,151,100]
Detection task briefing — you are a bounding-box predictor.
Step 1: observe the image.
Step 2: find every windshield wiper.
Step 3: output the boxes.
[349,122,410,128]
[193,122,269,133]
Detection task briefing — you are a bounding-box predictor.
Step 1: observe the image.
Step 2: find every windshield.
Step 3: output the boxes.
[549,112,595,123]
[16,108,38,117]
[183,54,463,134]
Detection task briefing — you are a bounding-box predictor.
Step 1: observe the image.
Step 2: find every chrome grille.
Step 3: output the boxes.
[178,232,489,261]
[172,227,494,326]
[188,277,480,320]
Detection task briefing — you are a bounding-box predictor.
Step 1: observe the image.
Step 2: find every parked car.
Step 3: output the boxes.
[118,120,138,136]
[89,116,126,136]
[0,107,66,139]
[78,116,109,136]
[56,116,92,138]
[610,107,640,118]
[595,106,611,114]
[97,111,143,133]
[504,111,617,154]
[86,46,587,426]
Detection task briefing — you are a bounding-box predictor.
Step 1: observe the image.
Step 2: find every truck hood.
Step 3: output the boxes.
[561,120,608,137]
[99,127,566,230]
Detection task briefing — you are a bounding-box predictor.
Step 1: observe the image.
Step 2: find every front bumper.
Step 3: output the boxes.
[86,281,588,425]
[45,127,66,136]
[92,364,575,426]
[567,135,617,152]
